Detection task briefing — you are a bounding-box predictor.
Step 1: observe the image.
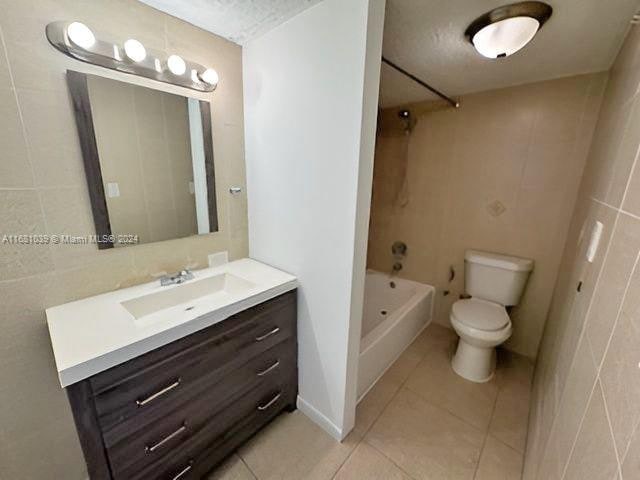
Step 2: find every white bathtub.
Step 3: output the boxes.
[357,270,435,401]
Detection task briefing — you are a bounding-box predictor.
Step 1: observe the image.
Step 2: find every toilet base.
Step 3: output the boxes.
[451,339,496,383]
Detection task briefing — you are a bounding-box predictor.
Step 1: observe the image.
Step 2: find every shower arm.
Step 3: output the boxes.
[381,56,460,109]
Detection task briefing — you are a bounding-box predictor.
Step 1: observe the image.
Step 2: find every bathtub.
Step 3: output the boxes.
[357,270,435,401]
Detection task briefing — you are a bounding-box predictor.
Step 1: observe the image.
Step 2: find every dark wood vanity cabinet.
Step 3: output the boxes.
[67,290,298,480]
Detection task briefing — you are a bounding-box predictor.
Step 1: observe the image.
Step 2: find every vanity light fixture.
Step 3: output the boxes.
[465,1,552,59]
[46,21,219,92]
[124,38,146,62]
[66,22,95,49]
[199,68,219,88]
[167,54,186,76]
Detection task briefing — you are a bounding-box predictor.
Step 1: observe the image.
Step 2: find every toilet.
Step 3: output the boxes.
[450,250,534,383]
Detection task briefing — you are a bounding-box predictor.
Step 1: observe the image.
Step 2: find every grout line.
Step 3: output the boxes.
[331,334,433,480]
[364,439,421,480]
[600,379,624,476]
[473,374,501,480]
[237,454,258,480]
[559,375,599,480]
[594,251,640,374]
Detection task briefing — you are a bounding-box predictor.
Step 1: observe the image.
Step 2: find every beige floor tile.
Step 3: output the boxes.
[207,455,256,480]
[495,349,534,389]
[489,379,531,453]
[238,411,360,480]
[334,442,412,480]
[411,322,458,354]
[355,368,403,436]
[366,388,484,480]
[405,342,499,431]
[475,435,523,480]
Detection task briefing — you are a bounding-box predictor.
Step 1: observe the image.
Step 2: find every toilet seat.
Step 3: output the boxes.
[451,298,509,331]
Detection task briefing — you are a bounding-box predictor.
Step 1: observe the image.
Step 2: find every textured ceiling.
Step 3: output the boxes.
[380,0,640,107]
[139,0,322,45]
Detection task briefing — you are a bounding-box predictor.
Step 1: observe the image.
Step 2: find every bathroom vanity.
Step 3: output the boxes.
[46,259,298,479]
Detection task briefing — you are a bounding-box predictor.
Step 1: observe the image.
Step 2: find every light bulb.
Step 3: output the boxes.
[199,68,219,87]
[67,22,95,49]
[167,54,186,75]
[124,39,146,62]
[472,16,540,58]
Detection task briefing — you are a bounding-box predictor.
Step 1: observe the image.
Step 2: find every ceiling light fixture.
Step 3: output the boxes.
[124,39,146,62]
[465,1,552,59]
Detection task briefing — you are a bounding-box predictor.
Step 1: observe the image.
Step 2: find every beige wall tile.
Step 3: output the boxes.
[368,73,604,358]
[564,382,619,480]
[621,421,640,479]
[0,1,247,475]
[599,247,640,456]
[0,88,32,188]
[585,212,640,365]
[0,189,53,280]
[526,26,640,480]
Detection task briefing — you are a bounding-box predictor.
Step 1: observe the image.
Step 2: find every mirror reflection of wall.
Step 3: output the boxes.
[70,71,218,249]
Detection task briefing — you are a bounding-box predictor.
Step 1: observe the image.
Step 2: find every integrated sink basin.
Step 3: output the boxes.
[121,272,257,320]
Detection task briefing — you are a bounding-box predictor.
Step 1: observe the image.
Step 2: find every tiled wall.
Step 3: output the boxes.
[0,0,247,477]
[524,26,640,480]
[368,73,606,359]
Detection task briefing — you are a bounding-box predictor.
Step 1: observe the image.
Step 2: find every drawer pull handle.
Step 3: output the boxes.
[255,327,280,342]
[145,423,187,453]
[257,360,280,377]
[136,378,181,407]
[258,392,282,411]
[172,462,193,480]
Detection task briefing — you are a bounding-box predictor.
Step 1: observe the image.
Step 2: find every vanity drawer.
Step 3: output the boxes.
[106,340,295,479]
[92,291,296,429]
[127,384,296,480]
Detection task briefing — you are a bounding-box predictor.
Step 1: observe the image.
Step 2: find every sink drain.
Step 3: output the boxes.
[185,306,195,311]
[381,310,387,316]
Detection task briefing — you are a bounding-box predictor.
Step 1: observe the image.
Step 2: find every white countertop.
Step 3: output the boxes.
[46,258,297,387]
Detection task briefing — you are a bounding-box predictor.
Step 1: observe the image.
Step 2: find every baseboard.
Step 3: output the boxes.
[296,395,344,441]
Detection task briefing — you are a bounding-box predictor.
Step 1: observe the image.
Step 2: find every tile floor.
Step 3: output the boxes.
[207,323,533,480]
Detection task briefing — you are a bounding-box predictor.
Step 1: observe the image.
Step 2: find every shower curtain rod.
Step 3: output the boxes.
[381,56,460,109]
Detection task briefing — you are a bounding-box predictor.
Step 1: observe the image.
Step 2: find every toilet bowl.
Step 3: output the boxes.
[449,250,533,382]
[450,298,512,382]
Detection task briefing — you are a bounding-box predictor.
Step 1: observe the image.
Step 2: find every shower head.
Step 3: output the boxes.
[398,109,410,119]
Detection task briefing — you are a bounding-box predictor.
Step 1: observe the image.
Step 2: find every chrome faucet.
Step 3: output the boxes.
[160,269,195,286]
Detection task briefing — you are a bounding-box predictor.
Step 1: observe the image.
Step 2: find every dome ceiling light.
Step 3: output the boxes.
[465,1,553,59]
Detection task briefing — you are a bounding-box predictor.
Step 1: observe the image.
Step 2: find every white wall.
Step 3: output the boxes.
[243,0,385,439]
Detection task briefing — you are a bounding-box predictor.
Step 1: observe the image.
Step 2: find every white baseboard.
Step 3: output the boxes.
[296,395,344,441]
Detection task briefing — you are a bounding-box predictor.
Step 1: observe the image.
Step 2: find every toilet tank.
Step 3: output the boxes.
[464,250,534,306]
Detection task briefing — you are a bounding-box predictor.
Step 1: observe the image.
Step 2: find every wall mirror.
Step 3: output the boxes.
[67,70,218,249]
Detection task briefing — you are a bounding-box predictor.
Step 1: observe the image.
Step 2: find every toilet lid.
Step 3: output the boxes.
[451,298,510,331]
